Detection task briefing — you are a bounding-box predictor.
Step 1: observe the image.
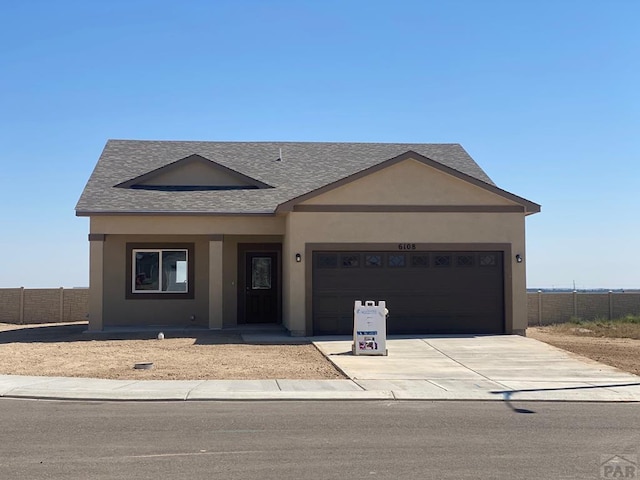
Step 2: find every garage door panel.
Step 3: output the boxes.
[313,250,505,335]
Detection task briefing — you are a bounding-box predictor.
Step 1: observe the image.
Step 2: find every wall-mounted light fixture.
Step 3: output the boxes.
[295,253,302,263]
[515,254,523,263]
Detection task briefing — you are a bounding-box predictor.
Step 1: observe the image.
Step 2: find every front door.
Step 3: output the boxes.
[238,245,281,324]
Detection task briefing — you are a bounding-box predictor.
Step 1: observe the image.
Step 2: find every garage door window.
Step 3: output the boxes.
[388,254,406,268]
[317,253,338,268]
[341,254,360,268]
[411,254,429,267]
[479,254,497,267]
[456,254,475,267]
[365,254,383,268]
[434,254,451,267]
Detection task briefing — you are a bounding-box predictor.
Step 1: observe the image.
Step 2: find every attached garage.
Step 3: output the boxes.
[312,249,505,335]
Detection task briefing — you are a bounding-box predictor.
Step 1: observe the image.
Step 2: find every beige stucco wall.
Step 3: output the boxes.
[301,158,517,206]
[283,211,527,335]
[91,215,285,235]
[140,161,250,187]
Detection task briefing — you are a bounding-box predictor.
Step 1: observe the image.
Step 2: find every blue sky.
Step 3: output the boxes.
[0,0,638,289]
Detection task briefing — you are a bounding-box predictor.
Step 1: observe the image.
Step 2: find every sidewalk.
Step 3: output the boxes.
[1,335,639,402]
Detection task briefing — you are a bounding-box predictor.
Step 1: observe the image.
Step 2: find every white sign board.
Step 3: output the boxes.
[353,300,387,356]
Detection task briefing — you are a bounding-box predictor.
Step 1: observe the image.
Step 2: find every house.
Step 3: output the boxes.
[76,140,540,335]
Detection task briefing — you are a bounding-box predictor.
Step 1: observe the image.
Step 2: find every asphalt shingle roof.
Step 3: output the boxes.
[75,140,498,215]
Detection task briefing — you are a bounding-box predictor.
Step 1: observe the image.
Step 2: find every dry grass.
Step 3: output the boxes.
[528,325,640,376]
[537,316,640,340]
[0,322,345,380]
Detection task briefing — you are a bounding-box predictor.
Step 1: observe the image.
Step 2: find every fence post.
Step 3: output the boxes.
[573,290,578,318]
[19,287,25,324]
[609,290,613,320]
[59,287,64,323]
[537,290,542,325]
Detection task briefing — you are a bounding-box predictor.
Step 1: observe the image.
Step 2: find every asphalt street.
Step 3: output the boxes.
[0,399,638,479]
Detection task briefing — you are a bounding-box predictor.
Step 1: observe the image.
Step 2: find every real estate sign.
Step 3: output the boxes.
[353,300,387,356]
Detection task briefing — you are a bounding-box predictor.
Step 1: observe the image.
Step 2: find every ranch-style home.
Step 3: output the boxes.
[76,140,540,336]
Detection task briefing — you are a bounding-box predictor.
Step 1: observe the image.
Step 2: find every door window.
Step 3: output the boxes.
[251,257,272,289]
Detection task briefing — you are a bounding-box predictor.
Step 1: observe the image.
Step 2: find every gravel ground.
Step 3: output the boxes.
[0,322,345,380]
[527,326,640,376]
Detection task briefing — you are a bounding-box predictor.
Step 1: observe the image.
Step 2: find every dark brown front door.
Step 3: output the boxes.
[238,245,281,324]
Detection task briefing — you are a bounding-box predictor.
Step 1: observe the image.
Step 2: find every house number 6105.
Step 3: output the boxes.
[398,243,416,250]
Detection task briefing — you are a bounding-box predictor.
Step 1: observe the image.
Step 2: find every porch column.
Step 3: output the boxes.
[87,234,105,332]
[208,236,224,329]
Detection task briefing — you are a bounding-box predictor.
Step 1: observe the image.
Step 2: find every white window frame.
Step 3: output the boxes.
[132,248,189,294]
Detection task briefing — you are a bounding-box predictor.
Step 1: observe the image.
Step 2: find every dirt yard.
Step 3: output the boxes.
[527,326,640,376]
[0,322,345,380]
[3,322,638,380]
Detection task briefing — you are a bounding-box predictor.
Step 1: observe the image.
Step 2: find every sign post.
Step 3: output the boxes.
[353,300,388,356]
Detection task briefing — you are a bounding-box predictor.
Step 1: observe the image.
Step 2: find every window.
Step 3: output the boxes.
[133,249,188,293]
[434,254,451,267]
[341,254,360,268]
[479,254,497,267]
[388,254,406,267]
[251,257,272,289]
[411,254,429,267]
[456,254,474,267]
[365,254,383,267]
[317,253,338,268]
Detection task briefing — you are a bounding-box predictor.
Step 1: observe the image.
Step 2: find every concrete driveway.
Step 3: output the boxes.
[313,335,640,401]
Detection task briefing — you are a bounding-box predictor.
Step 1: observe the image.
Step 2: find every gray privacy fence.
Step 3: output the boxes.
[0,288,89,324]
[527,291,640,326]
[1,288,639,326]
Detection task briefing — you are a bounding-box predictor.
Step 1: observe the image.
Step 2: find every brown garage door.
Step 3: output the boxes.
[312,251,504,335]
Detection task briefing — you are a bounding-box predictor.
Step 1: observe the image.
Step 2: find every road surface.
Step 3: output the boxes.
[1,399,638,479]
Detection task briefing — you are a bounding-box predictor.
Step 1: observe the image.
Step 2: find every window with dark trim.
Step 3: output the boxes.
[126,243,195,299]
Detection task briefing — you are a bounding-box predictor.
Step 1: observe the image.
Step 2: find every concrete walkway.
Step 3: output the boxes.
[1,335,639,402]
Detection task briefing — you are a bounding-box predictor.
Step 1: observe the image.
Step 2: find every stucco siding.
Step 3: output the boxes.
[139,161,250,187]
[91,215,285,236]
[300,158,517,207]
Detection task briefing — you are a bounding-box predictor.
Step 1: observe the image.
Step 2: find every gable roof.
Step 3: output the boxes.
[276,150,540,213]
[76,140,540,215]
